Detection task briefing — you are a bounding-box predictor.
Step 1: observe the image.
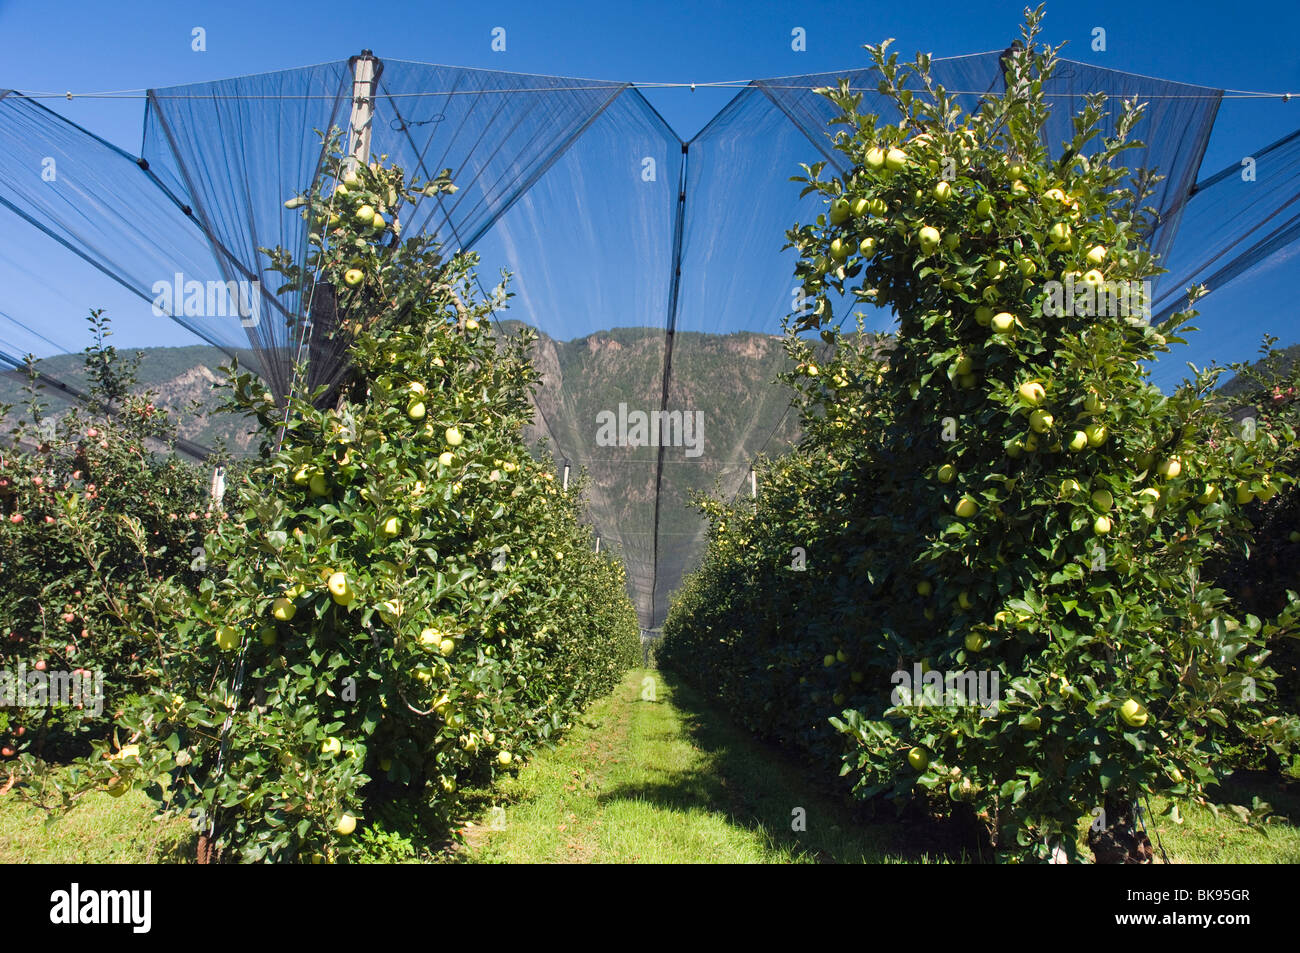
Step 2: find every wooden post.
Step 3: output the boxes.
[346,51,378,174]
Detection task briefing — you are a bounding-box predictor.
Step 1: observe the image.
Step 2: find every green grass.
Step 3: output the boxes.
[1144,774,1300,863]
[457,668,945,863]
[4,670,1298,863]
[0,774,194,864]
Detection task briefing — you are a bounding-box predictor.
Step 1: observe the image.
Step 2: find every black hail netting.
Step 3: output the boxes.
[0,53,1296,627]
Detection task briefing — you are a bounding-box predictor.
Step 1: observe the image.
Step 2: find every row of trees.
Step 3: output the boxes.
[3,142,641,862]
[660,14,1300,862]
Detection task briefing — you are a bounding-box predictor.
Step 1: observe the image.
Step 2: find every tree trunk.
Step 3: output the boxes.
[1088,793,1153,864]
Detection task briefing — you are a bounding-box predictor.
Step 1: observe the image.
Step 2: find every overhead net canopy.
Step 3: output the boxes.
[0,50,1295,626]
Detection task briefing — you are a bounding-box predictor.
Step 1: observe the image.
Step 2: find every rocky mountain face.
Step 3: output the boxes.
[2,328,804,625]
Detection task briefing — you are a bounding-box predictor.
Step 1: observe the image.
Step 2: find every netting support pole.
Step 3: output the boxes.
[346,51,378,173]
[563,463,571,492]
[750,469,757,499]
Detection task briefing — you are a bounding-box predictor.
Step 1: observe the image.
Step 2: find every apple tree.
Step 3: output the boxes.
[62,140,640,862]
[663,10,1299,861]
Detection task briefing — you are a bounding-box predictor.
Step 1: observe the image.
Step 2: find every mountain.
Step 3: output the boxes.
[0,328,804,627]
[0,345,263,456]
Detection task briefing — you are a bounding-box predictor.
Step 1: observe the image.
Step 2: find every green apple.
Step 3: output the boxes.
[1083,392,1106,414]
[1017,257,1037,276]
[829,238,850,261]
[420,627,440,646]
[407,401,426,420]
[1060,478,1083,497]
[292,465,312,486]
[1138,487,1161,505]
[445,427,464,447]
[1018,380,1046,406]
[321,737,342,756]
[1091,489,1114,511]
[974,306,993,327]
[309,472,329,496]
[497,750,513,766]
[272,597,296,622]
[916,580,933,597]
[439,638,455,656]
[937,464,955,484]
[958,590,974,610]
[1029,409,1054,433]
[885,148,907,171]
[918,226,941,253]
[836,648,849,663]
[1084,423,1107,447]
[1067,430,1088,452]
[985,259,1007,280]
[933,180,952,202]
[328,572,354,606]
[990,312,1015,334]
[964,632,987,652]
[336,813,357,836]
[355,204,375,223]
[343,268,363,287]
[851,197,870,217]
[1236,483,1255,504]
[215,625,240,651]
[955,496,977,518]
[259,626,277,646]
[1093,515,1112,536]
[823,654,835,668]
[907,747,930,771]
[858,237,876,257]
[1086,245,1107,266]
[1082,269,1105,287]
[1256,477,1278,501]
[1119,698,1148,727]
[1048,221,1071,245]
[976,197,993,219]
[829,199,851,224]
[865,147,886,170]
[379,757,392,772]
[1196,484,1220,504]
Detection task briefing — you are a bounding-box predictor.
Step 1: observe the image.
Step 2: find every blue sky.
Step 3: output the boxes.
[1,0,1298,358]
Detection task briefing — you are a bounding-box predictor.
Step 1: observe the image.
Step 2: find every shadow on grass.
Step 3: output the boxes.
[1205,769,1300,825]
[596,669,973,863]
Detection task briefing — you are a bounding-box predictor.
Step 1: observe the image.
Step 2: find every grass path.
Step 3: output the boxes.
[457,668,935,863]
[4,667,1297,863]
